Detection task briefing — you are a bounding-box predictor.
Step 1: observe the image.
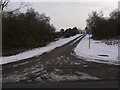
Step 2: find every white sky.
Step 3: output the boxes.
[8,0,119,31]
[11,0,119,2]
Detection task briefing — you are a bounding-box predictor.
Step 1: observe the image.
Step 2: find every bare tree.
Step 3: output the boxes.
[0,0,10,11]
[9,2,30,13]
[0,0,30,12]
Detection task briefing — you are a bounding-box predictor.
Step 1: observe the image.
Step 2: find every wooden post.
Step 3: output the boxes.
[89,34,90,49]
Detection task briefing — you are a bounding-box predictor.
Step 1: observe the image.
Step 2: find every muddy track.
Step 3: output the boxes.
[2,34,119,86]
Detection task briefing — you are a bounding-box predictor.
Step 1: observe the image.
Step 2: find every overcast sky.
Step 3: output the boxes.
[8,0,119,31]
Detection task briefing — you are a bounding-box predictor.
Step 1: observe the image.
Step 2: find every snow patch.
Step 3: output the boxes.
[69,37,80,45]
[74,35,119,65]
[75,71,99,80]
[47,72,99,82]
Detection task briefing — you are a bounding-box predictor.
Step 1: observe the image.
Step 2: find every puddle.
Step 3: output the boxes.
[98,55,109,57]
[95,41,99,43]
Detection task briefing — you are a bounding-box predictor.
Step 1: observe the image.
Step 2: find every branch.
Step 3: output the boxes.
[1,0,10,11]
[1,1,30,13]
[9,3,29,13]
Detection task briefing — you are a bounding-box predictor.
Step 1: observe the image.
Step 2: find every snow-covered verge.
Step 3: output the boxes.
[74,35,119,65]
[0,34,82,65]
[100,39,118,46]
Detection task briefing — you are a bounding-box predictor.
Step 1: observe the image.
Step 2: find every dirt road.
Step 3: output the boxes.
[2,35,119,88]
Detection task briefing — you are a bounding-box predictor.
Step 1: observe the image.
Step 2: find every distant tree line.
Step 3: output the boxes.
[55,27,80,38]
[2,8,56,49]
[86,9,119,39]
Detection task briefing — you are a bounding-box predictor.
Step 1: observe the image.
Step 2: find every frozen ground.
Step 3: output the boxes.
[2,34,118,83]
[74,35,119,65]
[0,34,82,65]
[3,68,99,83]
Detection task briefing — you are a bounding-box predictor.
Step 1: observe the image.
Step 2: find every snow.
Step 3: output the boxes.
[3,69,99,83]
[0,34,81,65]
[47,72,99,82]
[74,35,119,65]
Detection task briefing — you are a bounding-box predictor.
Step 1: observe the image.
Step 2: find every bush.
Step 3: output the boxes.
[86,9,119,39]
[2,8,56,49]
[64,27,79,38]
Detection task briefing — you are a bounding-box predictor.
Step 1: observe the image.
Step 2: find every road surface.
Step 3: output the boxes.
[2,35,119,88]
